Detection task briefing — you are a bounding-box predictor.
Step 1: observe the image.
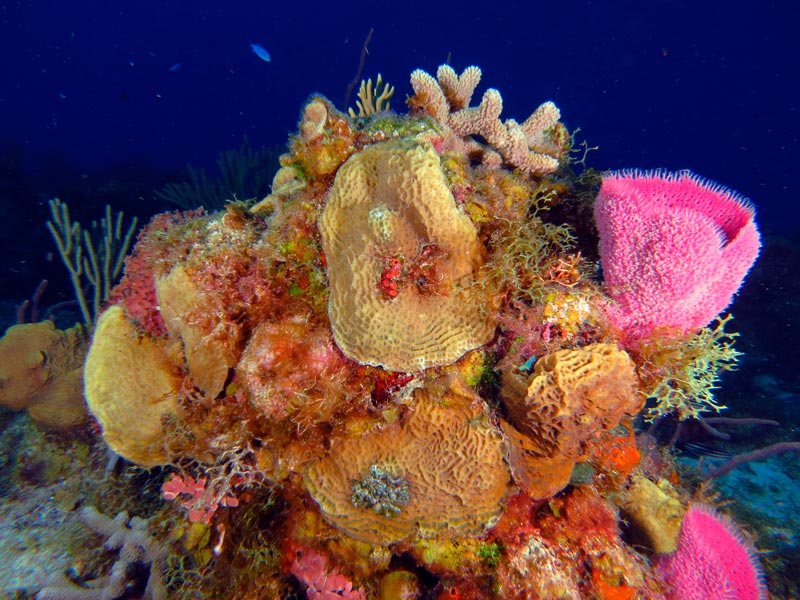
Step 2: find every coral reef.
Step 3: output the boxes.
[8,63,772,599]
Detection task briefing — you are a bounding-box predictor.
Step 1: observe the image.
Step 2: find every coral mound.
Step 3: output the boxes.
[656,503,767,600]
[319,138,494,372]
[304,386,511,545]
[54,63,770,599]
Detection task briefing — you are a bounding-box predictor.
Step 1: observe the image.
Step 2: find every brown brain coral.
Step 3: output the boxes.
[303,387,511,545]
[501,343,642,461]
[500,419,576,500]
[84,305,185,467]
[319,138,495,372]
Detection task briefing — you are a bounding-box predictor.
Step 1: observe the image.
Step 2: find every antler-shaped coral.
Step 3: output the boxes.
[348,73,395,118]
[410,65,565,174]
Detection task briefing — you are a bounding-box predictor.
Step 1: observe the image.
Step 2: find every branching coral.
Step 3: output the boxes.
[409,65,567,174]
[36,506,168,600]
[47,199,138,327]
[347,73,395,118]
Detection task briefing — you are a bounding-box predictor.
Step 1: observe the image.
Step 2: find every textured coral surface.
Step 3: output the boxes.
[84,305,184,466]
[319,138,494,371]
[1,64,771,600]
[304,387,510,545]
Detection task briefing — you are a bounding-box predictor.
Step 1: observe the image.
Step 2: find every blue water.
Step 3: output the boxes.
[1,1,799,596]
[2,1,796,221]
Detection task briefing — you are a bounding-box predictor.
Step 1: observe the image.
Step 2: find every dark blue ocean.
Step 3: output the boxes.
[1,1,798,598]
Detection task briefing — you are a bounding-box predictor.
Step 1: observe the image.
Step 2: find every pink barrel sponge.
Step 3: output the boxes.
[656,503,767,600]
[594,170,761,338]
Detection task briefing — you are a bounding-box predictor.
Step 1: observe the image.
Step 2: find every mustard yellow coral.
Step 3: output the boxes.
[501,344,642,460]
[620,475,685,554]
[319,138,494,372]
[156,264,243,400]
[84,306,184,466]
[0,320,88,430]
[303,387,511,545]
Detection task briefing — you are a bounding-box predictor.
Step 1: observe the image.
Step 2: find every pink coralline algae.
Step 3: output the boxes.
[162,473,239,524]
[656,503,767,600]
[594,169,761,338]
[290,548,365,600]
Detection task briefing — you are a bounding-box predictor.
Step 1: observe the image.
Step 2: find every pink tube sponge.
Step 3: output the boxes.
[656,503,767,600]
[594,170,761,338]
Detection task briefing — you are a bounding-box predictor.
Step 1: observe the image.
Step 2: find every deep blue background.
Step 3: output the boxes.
[0,0,798,316]
[2,1,797,228]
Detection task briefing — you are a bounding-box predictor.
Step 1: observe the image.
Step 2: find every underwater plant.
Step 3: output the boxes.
[155,137,282,210]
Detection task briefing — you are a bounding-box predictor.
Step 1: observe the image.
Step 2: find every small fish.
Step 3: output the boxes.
[250,43,271,63]
[682,442,733,460]
[169,63,182,72]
